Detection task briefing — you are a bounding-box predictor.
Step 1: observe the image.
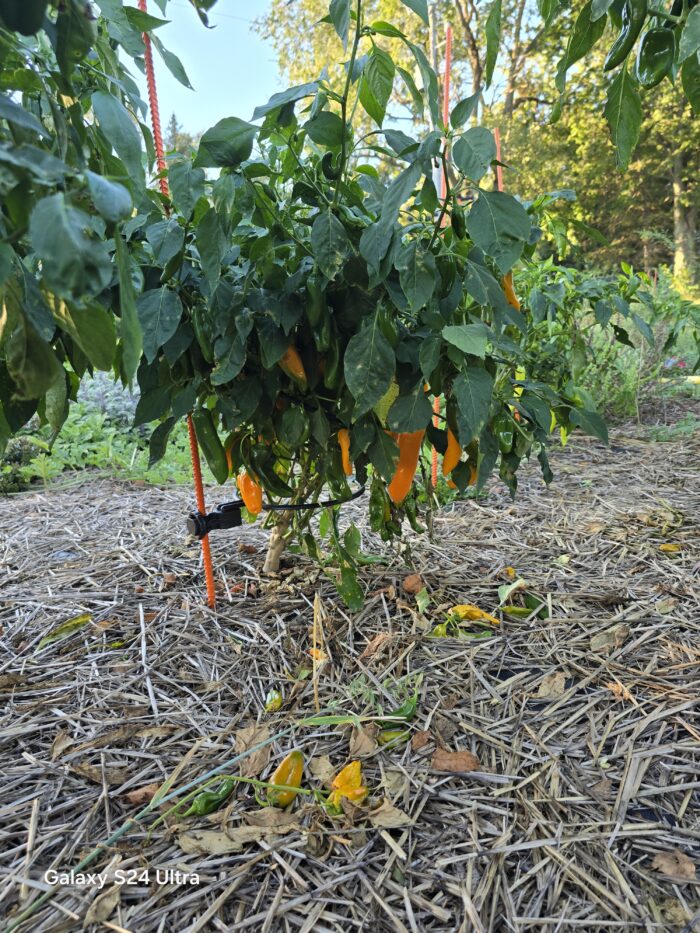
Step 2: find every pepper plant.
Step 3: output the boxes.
[0,0,666,605]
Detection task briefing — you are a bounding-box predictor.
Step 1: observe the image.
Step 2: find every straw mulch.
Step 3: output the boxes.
[1,416,699,932]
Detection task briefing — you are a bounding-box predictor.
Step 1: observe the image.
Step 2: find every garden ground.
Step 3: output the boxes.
[1,399,699,932]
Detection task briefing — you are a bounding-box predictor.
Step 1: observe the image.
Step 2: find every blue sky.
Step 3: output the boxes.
[142,0,282,135]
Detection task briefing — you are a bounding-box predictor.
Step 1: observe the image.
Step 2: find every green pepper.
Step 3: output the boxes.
[451,202,466,239]
[323,337,342,390]
[378,729,410,746]
[184,776,237,817]
[604,0,648,71]
[249,447,294,498]
[0,0,48,34]
[635,28,675,87]
[313,312,331,353]
[321,151,341,180]
[493,412,515,454]
[192,407,229,485]
[306,276,325,328]
[191,306,214,363]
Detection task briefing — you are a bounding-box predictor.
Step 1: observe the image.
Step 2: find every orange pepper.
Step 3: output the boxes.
[502,272,521,311]
[337,428,352,476]
[442,429,461,475]
[387,430,425,504]
[237,471,263,515]
[278,345,307,387]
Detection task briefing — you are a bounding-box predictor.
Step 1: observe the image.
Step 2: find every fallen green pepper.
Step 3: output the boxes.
[184,776,237,817]
[635,28,675,87]
[378,729,410,746]
[604,0,648,71]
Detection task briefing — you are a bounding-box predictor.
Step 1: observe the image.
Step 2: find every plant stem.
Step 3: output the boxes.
[428,149,452,250]
[335,0,363,207]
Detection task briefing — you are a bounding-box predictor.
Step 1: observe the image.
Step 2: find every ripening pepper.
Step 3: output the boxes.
[442,429,461,476]
[266,751,304,808]
[237,471,263,515]
[502,272,521,311]
[604,0,648,71]
[337,428,353,476]
[635,28,675,88]
[387,430,425,504]
[278,345,308,388]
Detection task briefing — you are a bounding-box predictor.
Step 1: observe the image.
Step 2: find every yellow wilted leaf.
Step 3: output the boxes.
[504,566,517,579]
[658,543,681,553]
[686,375,700,385]
[38,612,92,650]
[328,761,368,810]
[309,647,328,662]
[449,604,500,626]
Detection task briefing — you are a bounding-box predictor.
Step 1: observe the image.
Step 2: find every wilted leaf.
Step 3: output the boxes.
[431,748,481,773]
[235,724,271,778]
[650,849,696,881]
[658,543,681,553]
[368,798,413,828]
[537,671,567,699]
[590,777,614,800]
[606,681,633,702]
[38,612,92,649]
[244,808,300,830]
[83,885,121,928]
[309,647,329,662]
[349,724,378,758]
[590,623,630,652]
[402,573,424,595]
[411,730,432,753]
[0,673,28,689]
[328,760,369,808]
[70,763,129,785]
[178,826,268,855]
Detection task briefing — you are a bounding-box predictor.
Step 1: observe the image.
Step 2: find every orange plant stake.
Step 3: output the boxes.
[139,0,216,608]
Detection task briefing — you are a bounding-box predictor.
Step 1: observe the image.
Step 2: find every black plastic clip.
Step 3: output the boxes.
[186,500,243,539]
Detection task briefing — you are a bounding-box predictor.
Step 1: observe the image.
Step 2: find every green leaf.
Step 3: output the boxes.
[304,111,345,147]
[151,34,193,88]
[453,368,494,444]
[6,317,62,400]
[344,313,395,417]
[29,194,112,298]
[442,323,488,358]
[85,170,132,222]
[359,48,395,127]
[538,0,563,29]
[484,0,502,88]
[681,52,700,114]
[337,566,364,610]
[452,127,496,181]
[92,91,144,185]
[252,82,319,120]
[194,117,257,168]
[450,91,481,129]
[408,42,439,126]
[399,0,429,24]
[196,208,225,289]
[419,335,441,381]
[329,0,350,48]
[591,0,614,20]
[555,1,607,91]
[360,221,393,279]
[569,408,608,443]
[44,370,68,433]
[136,288,183,363]
[368,428,400,482]
[146,219,185,266]
[387,381,432,431]
[123,6,168,30]
[397,65,424,116]
[149,417,176,467]
[604,66,642,170]
[632,312,654,346]
[466,191,531,273]
[38,613,92,651]
[380,160,422,230]
[52,300,116,370]
[114,234,141,384]
[679,7,700,63]
[311,210,351,279]
[0,94,50,138]
[395,240,436,311]
[169,161,205,218]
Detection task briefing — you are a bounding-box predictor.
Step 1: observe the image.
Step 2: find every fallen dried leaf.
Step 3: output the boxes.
[590,623,630,653]
[308,755,335,786]
[124,782,162,806]
[606,681,633,702]
[0,673,28,689]
[402,573,424,595]
[163,572,177,586]
[234,724,271,778]
[244,808,300,830]
[309,647,328,662]
[358,632,392,661]
[51,728,74,760]
[349,724,378,758]
[590,778,614,800]
[411,730,432,753]
[651,849,696,881]
[71,763,129,785]
[368,799,413,829]
[431,748,481,773]
[83,884,121,928]
[177,826,267,855]
[537,671,567,699]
